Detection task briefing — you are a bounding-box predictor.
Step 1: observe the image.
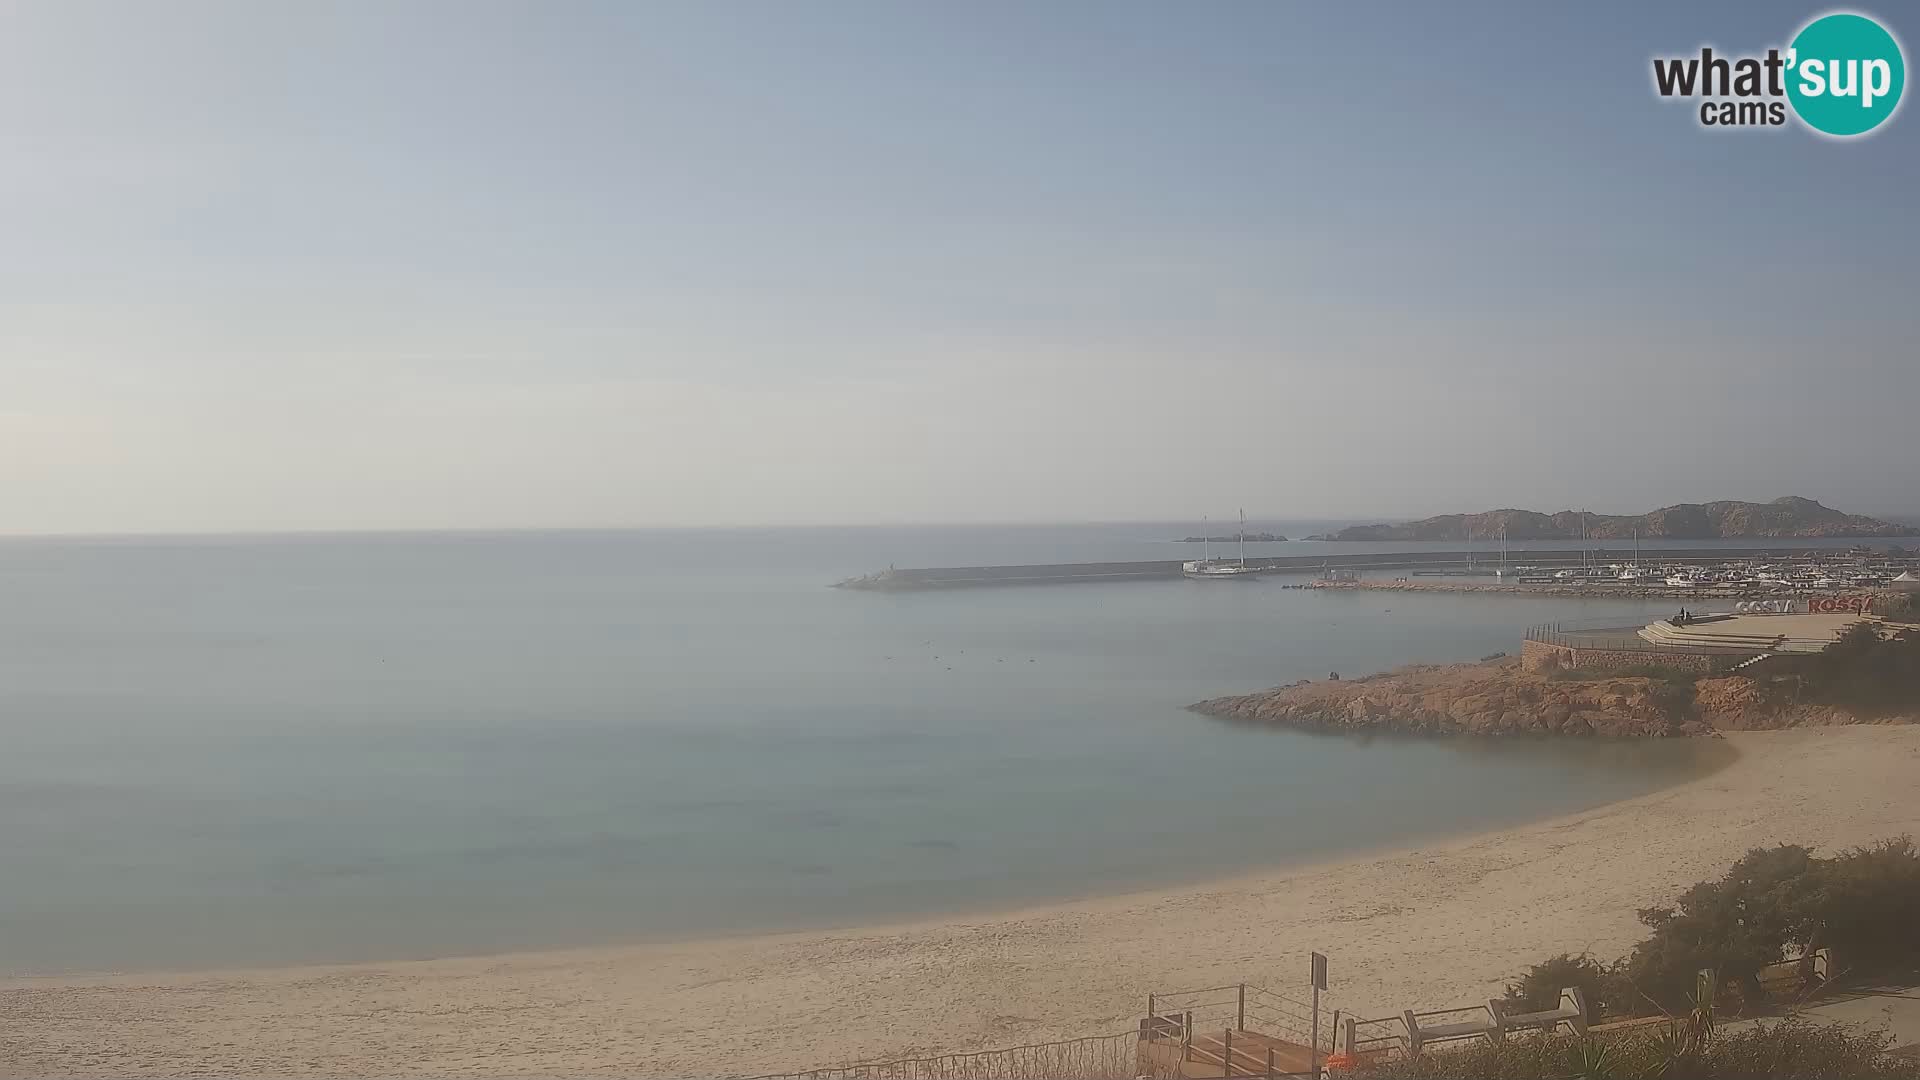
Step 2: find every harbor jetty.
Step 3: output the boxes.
[832,546,1902,591]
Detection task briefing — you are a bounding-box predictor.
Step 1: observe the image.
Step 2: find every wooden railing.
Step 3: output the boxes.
[1147,982,1326,1051]
[744,1030,1153,1080]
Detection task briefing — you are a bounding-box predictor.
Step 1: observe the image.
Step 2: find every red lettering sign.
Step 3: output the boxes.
[1808,594,1872,614]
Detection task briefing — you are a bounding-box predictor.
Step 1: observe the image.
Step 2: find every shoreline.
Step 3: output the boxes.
[0,733,1733,983]
[6,728,1920,1077]
[0,742,1730,985]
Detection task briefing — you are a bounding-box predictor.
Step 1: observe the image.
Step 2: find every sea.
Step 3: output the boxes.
[0,522,1799,975]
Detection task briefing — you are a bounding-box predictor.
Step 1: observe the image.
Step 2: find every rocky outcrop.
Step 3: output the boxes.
[1191,657,1709,738]
[1194,658,1918,738]
[1332,497,1916,542]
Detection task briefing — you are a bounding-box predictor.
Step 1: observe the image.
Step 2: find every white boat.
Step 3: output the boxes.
[1618,566,1650,581]
[1184,510,1261,579]
[1665,572,1708,588]
[1184,561,1261,579]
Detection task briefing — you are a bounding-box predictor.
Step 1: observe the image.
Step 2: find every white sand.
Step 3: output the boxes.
[4,727,1918,1078]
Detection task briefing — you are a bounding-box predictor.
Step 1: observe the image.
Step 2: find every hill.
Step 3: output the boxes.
[1332,497,1916,541]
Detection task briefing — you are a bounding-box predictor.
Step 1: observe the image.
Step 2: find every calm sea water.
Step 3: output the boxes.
[0,525,1751,974]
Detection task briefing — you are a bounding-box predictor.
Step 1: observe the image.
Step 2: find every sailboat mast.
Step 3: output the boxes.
[1239,508,1246,568]
[1202,516,1209,564]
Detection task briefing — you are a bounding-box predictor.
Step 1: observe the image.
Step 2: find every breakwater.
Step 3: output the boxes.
[832,546,1861,590]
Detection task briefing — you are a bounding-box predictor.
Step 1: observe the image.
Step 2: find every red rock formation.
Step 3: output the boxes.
[1190,657,1705,738]
[1193,658,1919,737]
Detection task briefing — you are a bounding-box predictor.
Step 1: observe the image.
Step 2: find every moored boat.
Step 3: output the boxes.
[1185,510,1262,580]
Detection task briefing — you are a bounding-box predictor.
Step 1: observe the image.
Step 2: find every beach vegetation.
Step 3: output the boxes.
[1498,837,1920,1021]
[1761,624,1920,717]
[1501,953,1616,1025]
[1337,1017,1920,1079]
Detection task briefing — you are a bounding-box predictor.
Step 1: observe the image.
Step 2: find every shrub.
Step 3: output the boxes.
[1500,953,1616,1024]
[1499,836,1920,1020]
[1806,836,1920,976]
[1765,624,1920,717]
[1620,844,1824,1010]
[1335,1017,1920,1079]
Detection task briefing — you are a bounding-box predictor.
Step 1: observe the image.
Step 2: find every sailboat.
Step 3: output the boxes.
[1184,510,1262,579]
[1618,529,1649,581]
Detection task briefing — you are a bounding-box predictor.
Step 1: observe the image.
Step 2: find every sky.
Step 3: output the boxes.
[2,1,1916,534]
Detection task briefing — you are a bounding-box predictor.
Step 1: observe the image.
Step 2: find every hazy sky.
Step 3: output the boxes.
[3,1,1916,533]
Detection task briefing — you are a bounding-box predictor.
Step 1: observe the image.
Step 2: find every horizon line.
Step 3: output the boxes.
[4,507,1919,544]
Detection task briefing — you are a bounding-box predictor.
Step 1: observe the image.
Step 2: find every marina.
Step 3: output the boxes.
[836,546,1920,595]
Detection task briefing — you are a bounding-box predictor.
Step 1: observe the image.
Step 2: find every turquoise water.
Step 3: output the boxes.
[0,526,1734,974]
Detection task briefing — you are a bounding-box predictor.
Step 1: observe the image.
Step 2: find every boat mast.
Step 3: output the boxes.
[1202,515,1209,565]
[1239,508,1246,568]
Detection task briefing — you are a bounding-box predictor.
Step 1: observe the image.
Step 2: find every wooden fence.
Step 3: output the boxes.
[742,1031,1160,1080]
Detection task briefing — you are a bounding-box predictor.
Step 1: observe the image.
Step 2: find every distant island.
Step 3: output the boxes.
[1330,496,1917,541]
[1176,532,1286,543]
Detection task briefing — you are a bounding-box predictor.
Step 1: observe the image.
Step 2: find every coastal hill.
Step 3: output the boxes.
[1332,496,1916,541]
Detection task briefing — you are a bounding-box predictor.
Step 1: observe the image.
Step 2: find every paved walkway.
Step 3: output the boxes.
[1726,980,1920,1056]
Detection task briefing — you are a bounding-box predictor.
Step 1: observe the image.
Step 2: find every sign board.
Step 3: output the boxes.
[1311,951,1328,991]
[1808,594,1873,614]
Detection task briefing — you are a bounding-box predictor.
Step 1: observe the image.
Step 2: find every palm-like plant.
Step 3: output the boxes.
[1686,972,1717,1043]
[1558,1040,1616,1080]
[1644,1020,1699,1079]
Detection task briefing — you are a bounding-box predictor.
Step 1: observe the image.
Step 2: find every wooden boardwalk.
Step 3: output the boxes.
[1138,1028,1318,1078]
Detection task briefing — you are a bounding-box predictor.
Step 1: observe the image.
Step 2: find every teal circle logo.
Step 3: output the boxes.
[1786,12,1906,136]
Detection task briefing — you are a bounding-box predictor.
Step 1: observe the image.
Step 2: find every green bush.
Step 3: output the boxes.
[1807,837,1920,976]
[1765,624,1920,717]
[1500,953,1617,1024]
[1350,841,1920,1078]
[1337,1018,1920,1079]
[1499,837,1920,1020]
[1621,844,1824,1010]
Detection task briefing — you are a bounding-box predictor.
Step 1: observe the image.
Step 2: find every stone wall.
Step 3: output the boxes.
[1520,639,1572,673]
[1521,638,1728,674]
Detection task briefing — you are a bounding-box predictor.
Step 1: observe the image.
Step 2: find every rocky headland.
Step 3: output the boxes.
[1332,496,1916,542]
[1189,656,1912,738]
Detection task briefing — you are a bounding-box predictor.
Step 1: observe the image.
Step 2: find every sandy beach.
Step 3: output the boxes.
[4,725,1918,1078]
